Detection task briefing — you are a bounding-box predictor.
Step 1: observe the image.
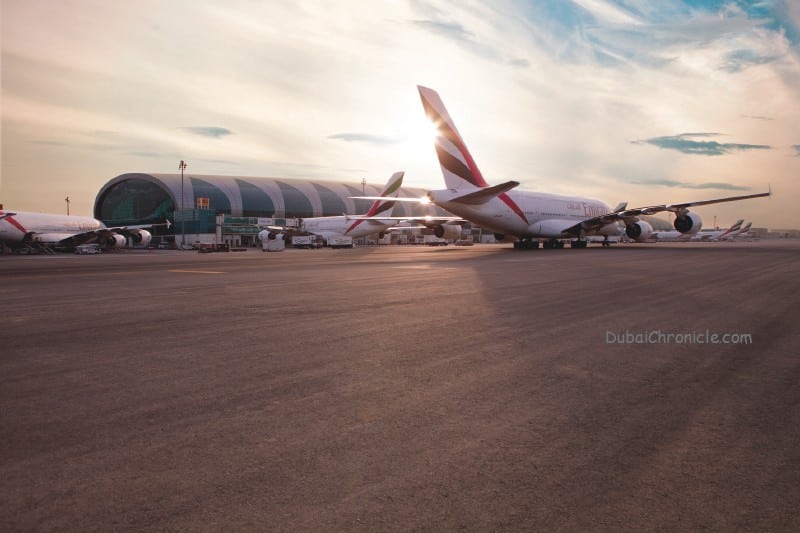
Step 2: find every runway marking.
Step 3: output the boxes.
[168,269,225,274]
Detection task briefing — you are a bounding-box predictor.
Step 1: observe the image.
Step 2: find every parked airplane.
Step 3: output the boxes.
[652,219,743,242]
[732,222,753,239]
[384,86,771,249]
[0,210,169,252]
[259,171,405,247]
[693,219,744,241]
[264,171,464,247]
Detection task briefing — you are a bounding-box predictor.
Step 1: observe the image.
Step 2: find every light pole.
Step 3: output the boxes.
[65,196,70,216]
[179,160,187,247]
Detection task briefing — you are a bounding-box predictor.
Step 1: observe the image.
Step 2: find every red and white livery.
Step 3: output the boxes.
[414,85,771,249]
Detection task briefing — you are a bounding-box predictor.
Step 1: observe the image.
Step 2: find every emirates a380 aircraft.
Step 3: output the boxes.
[413,85,771,249]
[0,210,168,252]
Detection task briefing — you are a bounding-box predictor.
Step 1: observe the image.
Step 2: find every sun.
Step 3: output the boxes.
[400,114,442,167]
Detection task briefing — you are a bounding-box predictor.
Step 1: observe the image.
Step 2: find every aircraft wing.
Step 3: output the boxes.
[53,220,173,246]
[562,190,771,237]
[103,219,172,234]
[345,215,464,223]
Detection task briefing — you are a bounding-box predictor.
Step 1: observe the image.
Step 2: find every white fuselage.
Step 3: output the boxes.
[301,216,395,240]
[651,230,687,241]
[0,211,105,244]
[430,189,618,239]
[691,228,737,241]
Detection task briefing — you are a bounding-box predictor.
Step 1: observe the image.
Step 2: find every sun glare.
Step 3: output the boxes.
[401,115,442,167]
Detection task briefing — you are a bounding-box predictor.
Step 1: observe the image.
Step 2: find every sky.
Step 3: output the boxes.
[2,0,799,228]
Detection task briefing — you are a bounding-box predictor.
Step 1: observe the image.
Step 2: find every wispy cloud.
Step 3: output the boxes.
[632,133,771,156]
[409,7,529,67]
[720,48,784,73]
[328,133,403,145]
[181,127,233,138]
[630,178,750,191]
[411,19,472,41]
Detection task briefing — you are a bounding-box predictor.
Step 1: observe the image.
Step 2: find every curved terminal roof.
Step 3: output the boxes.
[94,173,443,226]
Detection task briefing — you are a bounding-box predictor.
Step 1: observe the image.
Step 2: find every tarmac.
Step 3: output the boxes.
[1,241,799,531]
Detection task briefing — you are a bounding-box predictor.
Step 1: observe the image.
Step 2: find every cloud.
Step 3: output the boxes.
[793,145,800,156]
[327,133,403,145]
[630,178,751,191]
[409,9,530,68]
[411,19,473,41]
[632,133,771,156]
[181,127,233,138]
[720,48,783,73]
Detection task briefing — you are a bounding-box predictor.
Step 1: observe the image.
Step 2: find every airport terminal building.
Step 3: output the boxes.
[94,172,448,246]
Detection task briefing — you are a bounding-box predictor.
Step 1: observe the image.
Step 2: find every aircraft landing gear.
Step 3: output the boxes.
[514,238,540,250]
[602,236,611,247]
[571,239,588,249]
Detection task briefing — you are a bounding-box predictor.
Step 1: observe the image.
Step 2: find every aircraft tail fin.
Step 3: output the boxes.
[418,85,489,190]
[715,219,744,239]
[364,171,404,217]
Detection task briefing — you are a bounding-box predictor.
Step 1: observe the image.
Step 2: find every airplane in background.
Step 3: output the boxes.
[363,85,770,249]
[732,222,753,239]
[0,210,169,252]
[261,171,464,248]
[693,219,744,241]
[299,171,405,246]
[652,219,744,242]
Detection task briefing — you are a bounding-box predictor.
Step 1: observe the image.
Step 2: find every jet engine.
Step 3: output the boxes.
[674,212,702,235]
[258,230,278,241]
[625,220,653,241]
[432,224,462,240]
[129,229,152,247]
[105,234,127,248]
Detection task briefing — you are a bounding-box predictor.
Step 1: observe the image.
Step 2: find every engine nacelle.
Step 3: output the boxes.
[129,229,152,247]
[258,230,279,241]
[674,212,702,235]
[105,234,127,248]
[432,224,461,240]
[625,220,653,241]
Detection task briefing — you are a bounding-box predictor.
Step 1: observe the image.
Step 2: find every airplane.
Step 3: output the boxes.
[369,85,771,249]
[651,219,743,242]
[693,219,744,241]
[260,172,405,247]
[261,171,465,248]
[0,210,169,253]
[731,222,753,239]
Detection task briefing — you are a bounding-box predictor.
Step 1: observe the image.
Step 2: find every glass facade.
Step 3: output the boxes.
[95,175,173,226]
[189,177,231,214]
[237,179,275,217]
[311,183,347,216]
[275,181,313,218]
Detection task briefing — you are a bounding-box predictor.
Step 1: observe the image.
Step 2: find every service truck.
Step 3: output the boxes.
[326,235,354,249]
[261,233,285,252]
[291,235,322,249]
